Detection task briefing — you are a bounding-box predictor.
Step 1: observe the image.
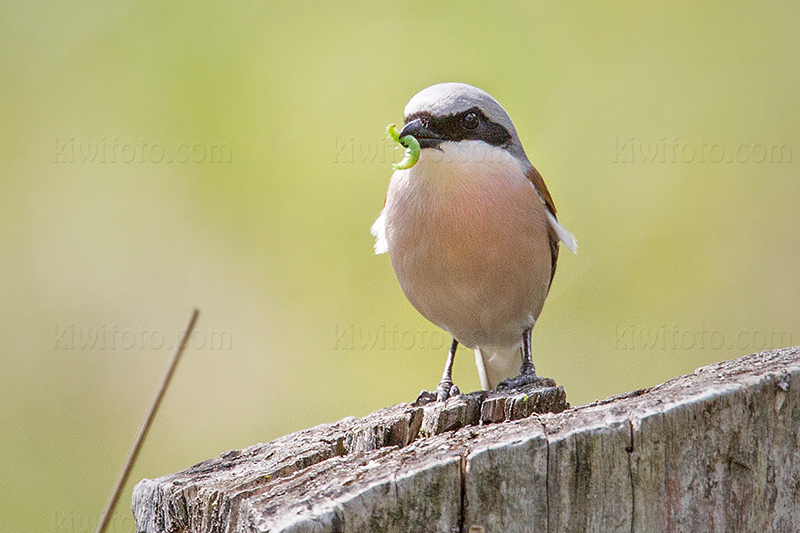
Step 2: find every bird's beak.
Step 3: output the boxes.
[399,118,443,149]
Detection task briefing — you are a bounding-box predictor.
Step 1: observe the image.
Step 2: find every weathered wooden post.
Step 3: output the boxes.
[132,347,800,532]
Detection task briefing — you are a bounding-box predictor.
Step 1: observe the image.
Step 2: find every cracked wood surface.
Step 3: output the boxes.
[132,347,800,532]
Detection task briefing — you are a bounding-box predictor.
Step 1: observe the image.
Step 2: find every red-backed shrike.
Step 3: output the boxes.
[372,82,577,401]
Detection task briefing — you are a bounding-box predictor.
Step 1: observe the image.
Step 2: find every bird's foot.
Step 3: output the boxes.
[414,381,460,405]
[497,363,545,391]
[436,380,460,402]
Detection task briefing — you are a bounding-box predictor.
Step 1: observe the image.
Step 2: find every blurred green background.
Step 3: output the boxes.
[2,1,799,531]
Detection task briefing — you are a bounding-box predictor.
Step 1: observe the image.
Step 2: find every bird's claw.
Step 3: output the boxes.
[435,381,460,402]
[414,382,460,406]
[497,364,543,391]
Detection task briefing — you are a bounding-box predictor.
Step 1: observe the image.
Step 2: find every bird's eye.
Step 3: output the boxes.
[461,111,480,130]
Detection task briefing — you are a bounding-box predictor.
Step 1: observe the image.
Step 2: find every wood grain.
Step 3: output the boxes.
[133,347,800,532]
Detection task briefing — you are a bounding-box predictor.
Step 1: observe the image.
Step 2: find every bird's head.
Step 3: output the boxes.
[398,82,529,164]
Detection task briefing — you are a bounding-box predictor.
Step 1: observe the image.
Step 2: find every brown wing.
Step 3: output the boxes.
[525,165,560,287]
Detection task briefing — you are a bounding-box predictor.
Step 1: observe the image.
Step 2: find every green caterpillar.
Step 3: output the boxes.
[386,123,420,170]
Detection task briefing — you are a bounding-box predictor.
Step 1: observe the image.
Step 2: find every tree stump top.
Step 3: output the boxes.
[133,347,800,532]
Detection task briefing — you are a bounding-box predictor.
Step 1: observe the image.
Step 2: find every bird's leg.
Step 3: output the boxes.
[434,338,461,402]
[497,328,541,390]
[519,326,535,376]
[416,338,461,404]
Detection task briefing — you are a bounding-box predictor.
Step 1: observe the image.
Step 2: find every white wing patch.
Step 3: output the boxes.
[370,210,388,254]
[547,211,578,254]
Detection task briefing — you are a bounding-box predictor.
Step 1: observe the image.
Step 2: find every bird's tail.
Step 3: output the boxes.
[474,345,523,390]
